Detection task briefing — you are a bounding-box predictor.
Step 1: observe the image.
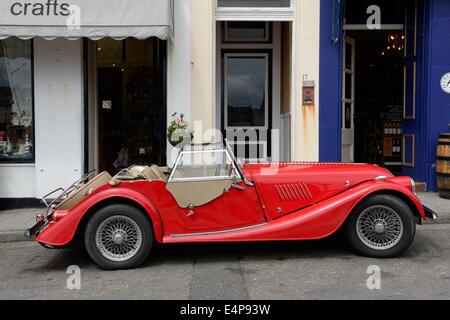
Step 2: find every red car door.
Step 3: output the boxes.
[161,181,265,235]
[159,149,265,235]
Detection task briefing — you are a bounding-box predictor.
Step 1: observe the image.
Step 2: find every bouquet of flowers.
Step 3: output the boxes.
[167,113,194,148]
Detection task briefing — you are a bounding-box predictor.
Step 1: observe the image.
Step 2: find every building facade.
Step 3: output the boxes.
[320,0,450,192]
[0,0,449,207]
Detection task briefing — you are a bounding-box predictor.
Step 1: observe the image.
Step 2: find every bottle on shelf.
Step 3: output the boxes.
[24,134,32,154]
[5,138,12,154]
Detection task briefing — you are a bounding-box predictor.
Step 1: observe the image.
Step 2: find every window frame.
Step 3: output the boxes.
[214,0,295,22]
[224,21,271,43]
[0,39,35,164]
[216,0,293,9]
[167,149,241,183]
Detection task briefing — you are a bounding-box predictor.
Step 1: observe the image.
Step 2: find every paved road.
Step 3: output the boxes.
[0,224,449,300]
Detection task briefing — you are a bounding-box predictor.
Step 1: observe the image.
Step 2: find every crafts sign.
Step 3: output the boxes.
[0,0,173,41]
[9,1,72,17]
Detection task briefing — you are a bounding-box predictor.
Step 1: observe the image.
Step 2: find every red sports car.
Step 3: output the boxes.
[28,141,438,270]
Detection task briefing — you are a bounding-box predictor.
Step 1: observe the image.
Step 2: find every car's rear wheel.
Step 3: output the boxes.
[84,204,153,270]
[345,194,416,258]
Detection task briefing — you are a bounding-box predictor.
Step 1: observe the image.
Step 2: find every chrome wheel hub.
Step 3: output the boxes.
[113,230,126,244]
[95,215,143,262]
[356,205,404,250]
[374,222,385,234]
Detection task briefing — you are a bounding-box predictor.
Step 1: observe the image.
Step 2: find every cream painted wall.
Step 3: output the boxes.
[190,0,214,142]
[293,0,320,161]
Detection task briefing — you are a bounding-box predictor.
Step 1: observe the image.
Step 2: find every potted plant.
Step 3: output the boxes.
[167,113,194,149]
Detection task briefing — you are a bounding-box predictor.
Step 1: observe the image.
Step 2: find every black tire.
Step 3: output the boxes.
[345,194,416,258]
[84,204,153,270]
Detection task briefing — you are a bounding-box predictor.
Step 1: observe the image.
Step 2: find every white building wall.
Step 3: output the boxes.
[167,0,191,164]
[0,165,35,198]
[33,38,84,199]
[0,38,84,199]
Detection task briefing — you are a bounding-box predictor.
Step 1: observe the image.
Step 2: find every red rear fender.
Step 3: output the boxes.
[36,186,163,247]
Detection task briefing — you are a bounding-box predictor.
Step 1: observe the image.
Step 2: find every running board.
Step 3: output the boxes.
[167,223,267,238]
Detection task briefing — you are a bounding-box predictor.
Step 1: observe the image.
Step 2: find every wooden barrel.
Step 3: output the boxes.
[437,133,450,199]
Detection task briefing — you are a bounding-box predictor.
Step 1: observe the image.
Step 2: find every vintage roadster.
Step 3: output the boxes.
[28,141,437,269]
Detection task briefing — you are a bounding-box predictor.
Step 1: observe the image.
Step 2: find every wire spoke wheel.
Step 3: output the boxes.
[356,205,404,251]
[95,215,143,262]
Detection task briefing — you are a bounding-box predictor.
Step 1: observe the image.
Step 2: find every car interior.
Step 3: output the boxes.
[55,144,243,211]
[55,162,239,211]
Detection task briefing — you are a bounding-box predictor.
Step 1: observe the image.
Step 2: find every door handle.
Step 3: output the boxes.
[187,204,195,217]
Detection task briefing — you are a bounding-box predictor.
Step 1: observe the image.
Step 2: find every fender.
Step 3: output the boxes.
[362,177,425,219]
[163,179,425,244]
[36,185,164,247]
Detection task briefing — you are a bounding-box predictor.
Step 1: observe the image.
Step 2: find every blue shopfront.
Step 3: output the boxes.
[319,0,450,191]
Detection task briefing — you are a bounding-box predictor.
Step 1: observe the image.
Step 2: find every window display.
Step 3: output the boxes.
[0,38,33,162]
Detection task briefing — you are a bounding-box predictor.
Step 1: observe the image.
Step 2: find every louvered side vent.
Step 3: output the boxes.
[275,183,312,201]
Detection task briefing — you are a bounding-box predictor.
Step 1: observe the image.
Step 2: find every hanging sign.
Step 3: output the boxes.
[302,80,315,107]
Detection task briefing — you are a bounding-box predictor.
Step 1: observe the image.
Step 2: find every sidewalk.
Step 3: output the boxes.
[416,193,450,223]
[0,208,44,242]
[0,193,449,242]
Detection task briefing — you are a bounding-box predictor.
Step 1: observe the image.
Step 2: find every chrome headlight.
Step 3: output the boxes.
[410,178,416,194]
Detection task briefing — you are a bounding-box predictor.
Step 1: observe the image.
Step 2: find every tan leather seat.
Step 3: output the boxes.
[139,165,165,181]
[58,171,112,210]
[150,165,166,180]
[109,165,166,183]
[140,167,155,180]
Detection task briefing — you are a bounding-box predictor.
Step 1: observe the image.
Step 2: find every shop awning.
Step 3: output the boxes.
[0,0,174,41]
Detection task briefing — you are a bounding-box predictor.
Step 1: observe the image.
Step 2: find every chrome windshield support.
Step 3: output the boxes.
[224,139,254,187]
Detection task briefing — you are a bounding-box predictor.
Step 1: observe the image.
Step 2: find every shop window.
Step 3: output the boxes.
[0,38,34,163]
[217,0,291,7]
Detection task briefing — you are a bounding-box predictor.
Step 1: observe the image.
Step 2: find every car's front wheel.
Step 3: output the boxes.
[345,194,416,258]
[84,204,153,270]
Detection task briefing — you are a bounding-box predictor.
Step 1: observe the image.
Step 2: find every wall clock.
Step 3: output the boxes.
[441,72,450,94]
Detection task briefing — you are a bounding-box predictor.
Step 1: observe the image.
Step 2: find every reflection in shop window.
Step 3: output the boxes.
[0,38,34,162]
